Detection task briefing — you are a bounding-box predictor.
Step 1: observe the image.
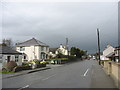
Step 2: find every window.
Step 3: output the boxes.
[15,55,19,62]
[7,56,11,62]
[20,47,25,51]
[24,56,26,59]
[41,47,44,51]
[46,47,48,52]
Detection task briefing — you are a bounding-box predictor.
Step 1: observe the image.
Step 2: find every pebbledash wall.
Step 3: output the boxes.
[16,46,49,62]
[2,54,22,68]
[102,61,120,89]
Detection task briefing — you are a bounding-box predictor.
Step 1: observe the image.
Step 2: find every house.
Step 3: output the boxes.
[16,38,49,62]
[55,44,69,55]
[0,44,22,68]
[114,46,120,62]
[49,48,58,58]
[48,44,70,59]
[102,45,115,61]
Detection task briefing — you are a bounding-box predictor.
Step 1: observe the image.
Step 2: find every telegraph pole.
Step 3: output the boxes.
[97,28,101,65]
[66,38,69,56]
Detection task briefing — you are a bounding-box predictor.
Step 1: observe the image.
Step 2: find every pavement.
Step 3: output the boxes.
[2,59,119,89]
[91,63,116,88]
[2,66,51,79]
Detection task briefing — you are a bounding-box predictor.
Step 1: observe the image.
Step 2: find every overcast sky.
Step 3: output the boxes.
[1,1,118,53]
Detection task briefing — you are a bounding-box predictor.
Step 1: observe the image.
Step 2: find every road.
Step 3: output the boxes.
[2,59,117,89]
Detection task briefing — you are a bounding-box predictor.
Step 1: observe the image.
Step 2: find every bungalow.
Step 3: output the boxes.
[102,45,115,61]
[16,38,49,62]
[0,44,22,68]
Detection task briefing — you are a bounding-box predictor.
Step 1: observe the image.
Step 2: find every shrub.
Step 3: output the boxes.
[13,66,22,72]
[22,65,31,70]
[6,61,17,71]
[68,56,77,62]
[41,63,46,67]
[45,58,68,61]
[22,63,30,67]
[2,68,7,72]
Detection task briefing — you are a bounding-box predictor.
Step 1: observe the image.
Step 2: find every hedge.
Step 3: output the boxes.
[44,58,68,61]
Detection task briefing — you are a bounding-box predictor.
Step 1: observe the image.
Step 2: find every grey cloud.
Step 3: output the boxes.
[1,2,118,53]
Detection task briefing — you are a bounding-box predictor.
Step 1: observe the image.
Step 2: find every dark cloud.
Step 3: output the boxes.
[1,2,118,53]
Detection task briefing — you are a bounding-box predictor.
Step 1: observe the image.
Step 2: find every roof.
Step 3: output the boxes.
[0,46,22,55]
[16,38,49,47]
[104,45,114,51]
[115,46,120,50]
[106,52,115,58]
[49,48,58,53]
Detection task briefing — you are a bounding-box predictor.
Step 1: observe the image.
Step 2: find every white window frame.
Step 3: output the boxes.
[20,47,25,51]
[15,55,19,62]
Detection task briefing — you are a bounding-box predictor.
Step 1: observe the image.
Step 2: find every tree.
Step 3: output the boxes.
[2,38,13,48]
[70,47,76,56]
[70,47,87,58]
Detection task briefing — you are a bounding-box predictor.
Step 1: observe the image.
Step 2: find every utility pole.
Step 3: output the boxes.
[97,28,101,65]
[66,38,69,56]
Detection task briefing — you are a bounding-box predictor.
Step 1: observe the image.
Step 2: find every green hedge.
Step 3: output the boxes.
[45,58,68,61]
[0,71,14,74]
[102,60,112,62]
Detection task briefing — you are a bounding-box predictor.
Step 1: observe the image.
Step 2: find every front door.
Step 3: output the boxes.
[7,56,11,62]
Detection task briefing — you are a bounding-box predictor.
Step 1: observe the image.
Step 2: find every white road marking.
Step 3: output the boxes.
[17,85,29,90]
[83,68,89,76]
[42,74,56,81]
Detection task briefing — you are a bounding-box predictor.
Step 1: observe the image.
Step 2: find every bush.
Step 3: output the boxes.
[2,68,7,72]
[22,65,31,70]
[45,58,68,61]
[56,53,68,58]
[13,66,22,72]
[68,56,77,62]
[6,61,17,71]
[41,63,46,67]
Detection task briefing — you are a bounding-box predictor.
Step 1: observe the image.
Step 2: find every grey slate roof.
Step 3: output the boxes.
[49,48,58,53]
[16,38,49,47]
[106,52,115,58]
[0,46,22,55]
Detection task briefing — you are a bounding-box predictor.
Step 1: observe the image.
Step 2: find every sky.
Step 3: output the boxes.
[0,0,119,53]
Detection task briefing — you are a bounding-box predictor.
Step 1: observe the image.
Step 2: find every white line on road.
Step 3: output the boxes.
[83,68,89,76]
[42,74,56,81]
[17,85,29,90]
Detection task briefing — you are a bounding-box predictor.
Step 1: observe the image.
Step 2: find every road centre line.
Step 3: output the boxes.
[83,68,89,76]
[42,74,56,81]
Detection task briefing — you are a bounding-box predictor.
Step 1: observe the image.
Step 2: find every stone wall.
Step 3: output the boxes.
[103,61,120,89]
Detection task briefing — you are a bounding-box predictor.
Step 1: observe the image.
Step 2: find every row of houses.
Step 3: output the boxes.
[101,45,120,62]
[0,38,69,68]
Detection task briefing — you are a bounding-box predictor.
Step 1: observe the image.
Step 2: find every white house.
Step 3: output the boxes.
[49,48,57,58]
[114,46,120,62]
[16,38,49,62]
[55,44,68,55]
[49,44,69,58]
[0,45,22,68]
[102,45,115,60]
